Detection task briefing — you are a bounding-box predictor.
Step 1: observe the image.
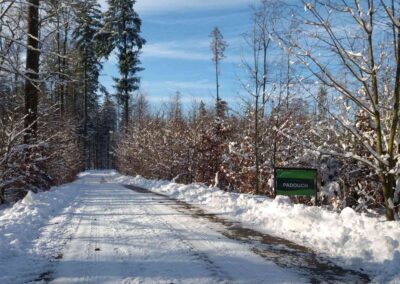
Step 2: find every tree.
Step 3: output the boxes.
[210,27,227,117]
[0,0,102,203]
[24,0,40,143]
[95,90,117,169]
[98,0,145,130]
[45,0,72,118]
[276,0,400,220]
[239,2,274,194]
[133,91,149,130]
[73,0,102,168]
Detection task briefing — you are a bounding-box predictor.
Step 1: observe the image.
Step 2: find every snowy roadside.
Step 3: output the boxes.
[0,174,87,283]
[1,171,306,283]
[115,173,400,283]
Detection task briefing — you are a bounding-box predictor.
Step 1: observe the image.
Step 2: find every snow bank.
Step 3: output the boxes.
[0,176,84,283]
[116,174,400,283]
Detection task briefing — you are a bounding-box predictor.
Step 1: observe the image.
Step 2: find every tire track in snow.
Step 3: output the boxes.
[31,188,87,283]
[139,197,232,283]
[125,185,370,283]
[31,173,304,283]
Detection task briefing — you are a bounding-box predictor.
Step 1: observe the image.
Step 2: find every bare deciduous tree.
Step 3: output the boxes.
[276,0,400,220]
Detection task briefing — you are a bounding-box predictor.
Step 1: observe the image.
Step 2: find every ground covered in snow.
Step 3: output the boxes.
[0,170,398,283]
[0,171,304,284]
[116,173,400,283]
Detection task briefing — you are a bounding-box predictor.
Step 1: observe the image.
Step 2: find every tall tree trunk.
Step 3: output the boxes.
[215,58,220,114]
[56,7,62,117]
[286,53,290,111]
[0,187,5,204]
[255,93,260,194]
[59,19,67,118]
[261,41,267,118]
[122,14,129,131]
[365,3,395,221]
[84,54,89,169]
[252,23,260,195]
[62,10,69,117]
[124,95,129,131]
[24,0,40,143]
[380,172,396,221]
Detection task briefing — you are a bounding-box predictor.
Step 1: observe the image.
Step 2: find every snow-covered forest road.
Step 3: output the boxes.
[1,172,370,283]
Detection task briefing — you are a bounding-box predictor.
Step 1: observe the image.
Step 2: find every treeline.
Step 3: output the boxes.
[117,0,400,221]
[117,93,378,211]
[0,0,143,203]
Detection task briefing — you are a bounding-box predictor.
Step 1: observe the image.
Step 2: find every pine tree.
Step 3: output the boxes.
[133,92,149,130]
[72,0,102,168]
[210,27,227,118]
[98,0,145,130]
[95,90,117,169]
[198,101,208,119]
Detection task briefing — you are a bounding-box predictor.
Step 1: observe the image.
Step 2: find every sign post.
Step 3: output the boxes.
[274,167,319,204]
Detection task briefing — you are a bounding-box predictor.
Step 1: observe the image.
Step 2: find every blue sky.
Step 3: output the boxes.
[99,0,259,111]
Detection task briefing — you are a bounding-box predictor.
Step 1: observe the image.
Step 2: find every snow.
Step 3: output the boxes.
[0,179,83,283]
[116,174,400,283]
[0,171,302,283]
[21,190,38,205]
[347,50,363,58]
[1,170,399,283]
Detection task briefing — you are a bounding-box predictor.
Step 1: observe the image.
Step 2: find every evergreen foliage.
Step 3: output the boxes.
[97,0,145,129]
[72,0,103,168]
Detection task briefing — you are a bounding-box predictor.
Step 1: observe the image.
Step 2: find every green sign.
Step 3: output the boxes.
[274,168,318,196]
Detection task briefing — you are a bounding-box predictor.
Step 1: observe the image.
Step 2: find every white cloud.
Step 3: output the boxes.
[99,0,254,14]
[164,80,214,90]
[142,80,214,93]
[142,39,245,63]
[140,80,217,106]
[136,0,255,15]
[146,95,215,105]
[102,38,244,65]
[142,41,209,61]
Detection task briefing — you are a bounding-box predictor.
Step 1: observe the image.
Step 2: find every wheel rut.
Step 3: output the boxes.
[139,195,231,283]
[124,185,370,284]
